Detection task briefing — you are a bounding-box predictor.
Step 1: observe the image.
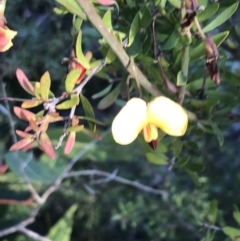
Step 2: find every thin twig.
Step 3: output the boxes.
[19,227,52,241]
[41,128,111,203]
[65,169,168,197]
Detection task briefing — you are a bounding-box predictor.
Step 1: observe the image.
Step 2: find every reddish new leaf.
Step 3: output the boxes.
[0,164,8,175]
[29,119,39,132]
[97,0,116,5]
[39,132,56,160]
[14,107,36,122]
[64,131,76,155]
[22,141,37,151]
[16,69,35,96]
[21,100,42,108]
[16,130,33,138]
[9,138,34,151]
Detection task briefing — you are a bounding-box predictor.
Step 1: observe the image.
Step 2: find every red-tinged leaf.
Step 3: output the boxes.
[0,164,8,175]
[21,100,42,108]
[40,71,51,101]
[41,119,50,132]
[16,130,34,138]
[49,115,63,123]
[97,0,116,5]
[29,119,39,132]
[13,107,36,121]
[65,69,81,93]
[9,138,34,151]
[16,69,35,95]
[64,131,76,155]
[82,129,102,140]
[39,132,56,160]
[22,141,37,151]
[68,124,84,132]
[72,116,79,126]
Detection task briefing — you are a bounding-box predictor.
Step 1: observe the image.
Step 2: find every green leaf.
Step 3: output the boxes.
[97,83,121,110]
[162,30,180,50]
[185,162,205,172]
[233,211,240,226]
[65,69,81,93]
[174,156,190,167]
[4,152,61,183]
[56,95,80,109]
[40,71,51,101]
[128,10,140,47]
[92,84,113,99]
[190,31,229,61]
[223,226,240,237]
[102,9,112,30]
[138,7,152,29]
[172,140,183,157]
[48,204,78,241]
[177,70,188,86]
[55,0,86,20]
[80,94,96,131]
[146,152,168,165]
[211,122,224,146]
[168,0,180,8]
[75,30,91,69]
[197,3,219,22]
[208,200,218,224]
[201,229,215,241]
[180,46,189,85]
[202,2,239,33]
[186,170,201,187]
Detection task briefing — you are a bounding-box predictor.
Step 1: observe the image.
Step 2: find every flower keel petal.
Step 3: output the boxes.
[112,98,148,145]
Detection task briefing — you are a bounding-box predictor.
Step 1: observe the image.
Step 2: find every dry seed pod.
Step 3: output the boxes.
[204,38,220,84]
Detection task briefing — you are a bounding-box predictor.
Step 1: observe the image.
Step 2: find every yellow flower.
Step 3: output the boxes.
[112,96,188,148]
[0,0,17,52]
[0,25,17,52]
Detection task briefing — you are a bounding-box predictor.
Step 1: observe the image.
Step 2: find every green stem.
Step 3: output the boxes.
[77,0,161,97]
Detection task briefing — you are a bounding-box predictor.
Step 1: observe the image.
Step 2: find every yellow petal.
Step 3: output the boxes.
[147,96,188,136]
[142,124,158,143]
[0,26,17,52]
[112,98,148,145]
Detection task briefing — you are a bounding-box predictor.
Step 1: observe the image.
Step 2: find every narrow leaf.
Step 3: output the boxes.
[146,152,168,165]
[16,69,35,96]
[39,132,56,160]
[97,83,121,110]
[211,122,224,146]
[56,95,80,110]
[13,107,36,121]
[92,84,113,99]
[65,69,81,92]
[9,138,34,151]
[40,71,51,101]
[223,226,240,237]
[80,94,96,131]
[55,0,86,20]
[21,100,42,108]
[75,30,91,69]
[203,2,239,33]
[102,9,112,30]
[47,204,78,241]
[64,132,76,155]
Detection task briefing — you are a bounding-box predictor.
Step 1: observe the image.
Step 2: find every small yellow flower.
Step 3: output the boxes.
[112,96,188,148]
[0,0,17,52]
